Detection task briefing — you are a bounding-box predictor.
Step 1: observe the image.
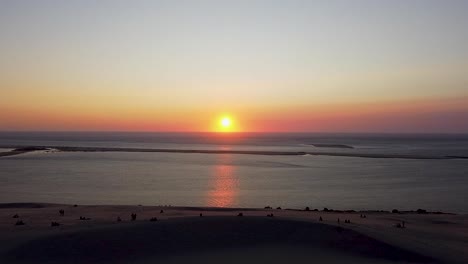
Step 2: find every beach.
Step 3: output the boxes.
[1,203,467,263]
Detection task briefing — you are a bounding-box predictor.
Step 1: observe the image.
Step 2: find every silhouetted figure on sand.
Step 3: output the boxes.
[51,221,60,227]
[15,220,25,226]
[337,218,340,223]
[59,209,64,216]
[237,213,243,217]
[199,213,203,217]
[160,210,164,214]
[12,214,19,218]
[319,216,323,221]
[131,213,137,221]
[267,213,274,217]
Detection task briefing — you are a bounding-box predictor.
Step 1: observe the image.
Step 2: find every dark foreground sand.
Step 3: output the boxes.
[0,204,467,263]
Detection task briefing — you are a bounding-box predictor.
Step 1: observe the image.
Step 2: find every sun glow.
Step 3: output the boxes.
[221,117,231,128]
[216,116,236,132]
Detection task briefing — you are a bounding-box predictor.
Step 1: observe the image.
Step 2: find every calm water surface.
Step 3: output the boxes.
[0,132,467,213]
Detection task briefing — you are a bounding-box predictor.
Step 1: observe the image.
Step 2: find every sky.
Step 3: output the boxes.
[0,0,467,132]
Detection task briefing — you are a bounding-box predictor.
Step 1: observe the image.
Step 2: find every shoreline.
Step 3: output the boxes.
[1,145,467,160]
[0,202,456,214]
[1,203,467,263]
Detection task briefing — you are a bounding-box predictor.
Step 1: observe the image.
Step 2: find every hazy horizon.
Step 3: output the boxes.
[1,131,468,135]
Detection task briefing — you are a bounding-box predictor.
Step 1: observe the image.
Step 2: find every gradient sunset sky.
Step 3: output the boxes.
[1,0,467,132]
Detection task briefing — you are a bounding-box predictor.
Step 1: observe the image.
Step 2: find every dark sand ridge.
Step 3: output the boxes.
[1,145,467,159]
[2,217,432,264]
[1,204,468,263]
[309,143,354,149]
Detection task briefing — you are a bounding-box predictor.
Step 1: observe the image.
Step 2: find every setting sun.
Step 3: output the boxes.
[220,117,231,128]
[211,113,242,133]
[218,116,234,132]
[214,115,238,132]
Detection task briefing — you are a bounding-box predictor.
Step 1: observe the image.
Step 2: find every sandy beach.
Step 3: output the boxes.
[1,145,467,159]
[1,203,467,263]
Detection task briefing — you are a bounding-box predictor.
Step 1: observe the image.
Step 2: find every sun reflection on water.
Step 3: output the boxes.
[206,154,238,207]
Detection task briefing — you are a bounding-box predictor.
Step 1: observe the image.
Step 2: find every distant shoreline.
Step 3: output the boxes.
[309,143,354,149]
[1,145,467,160]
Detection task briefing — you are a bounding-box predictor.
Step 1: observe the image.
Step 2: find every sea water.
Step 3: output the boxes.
[0,132,467,213]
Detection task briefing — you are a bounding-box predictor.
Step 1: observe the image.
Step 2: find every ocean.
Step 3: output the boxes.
[0,132,467,213]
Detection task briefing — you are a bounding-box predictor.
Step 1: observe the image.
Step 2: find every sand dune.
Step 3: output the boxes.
[1,203,467,263]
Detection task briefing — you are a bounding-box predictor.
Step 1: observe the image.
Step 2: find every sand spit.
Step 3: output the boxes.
[1,203,467,263]
[310,143,354,149]
[1,145,467,159]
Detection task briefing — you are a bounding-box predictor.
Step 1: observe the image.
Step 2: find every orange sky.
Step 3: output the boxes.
[1,96,467,133]
[1,1,468,133]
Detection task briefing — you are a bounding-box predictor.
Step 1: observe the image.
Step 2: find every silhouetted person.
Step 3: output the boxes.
[160,209,164,214]
[117,216,122,222]
[337,218,340,223]
[237,213,243,217]
[200,213,203,217]
[131,213,137,221]
[402,221,406,228]
[59,209,64,216]
[51,221,60,227]
[319,216,323,221]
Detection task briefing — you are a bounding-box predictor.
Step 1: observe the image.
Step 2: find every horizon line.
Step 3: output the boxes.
[1,130,468,135]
